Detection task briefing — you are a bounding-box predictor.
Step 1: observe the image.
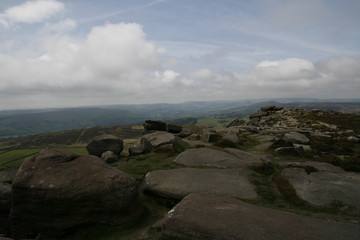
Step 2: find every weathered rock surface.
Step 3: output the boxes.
[224,148,265,165]
[284,132,310,144]
[0,171,16,213]
[282,168,360,209]
[141,131,175,151]
[161,193,360,240]
[10,150,143,238]
[101,150,119,163]
[203,128,222,143]
[143,168,256,200]
[86,134,123,157]
[174,148,245,168]
[222,127,241,143]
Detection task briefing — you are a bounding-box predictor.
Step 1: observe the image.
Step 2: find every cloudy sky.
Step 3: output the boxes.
[0,0,359,109]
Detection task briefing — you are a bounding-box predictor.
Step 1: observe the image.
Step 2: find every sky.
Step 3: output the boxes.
[0,0,359,110]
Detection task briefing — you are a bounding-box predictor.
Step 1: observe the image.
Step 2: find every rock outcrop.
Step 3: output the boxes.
[9,150,143,238]
[174,148,247,168]
[144,168,256,200]
[161,193,360,240]
[282,167,360,210]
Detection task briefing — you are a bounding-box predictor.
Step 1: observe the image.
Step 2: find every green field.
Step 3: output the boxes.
[0,148,88,171]
[195,118,233,127]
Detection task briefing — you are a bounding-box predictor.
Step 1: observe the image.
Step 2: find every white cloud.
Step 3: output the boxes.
[43,18,77,33]
[0,20,359,109]
[0,0,64,28]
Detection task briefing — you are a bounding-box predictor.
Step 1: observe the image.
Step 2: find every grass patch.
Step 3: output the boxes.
[249,172,277,203]
[115,152,181,178]
[54,147,89,155]
[196,118,233,127]
[320,153,360,172]
[0,149,41,170]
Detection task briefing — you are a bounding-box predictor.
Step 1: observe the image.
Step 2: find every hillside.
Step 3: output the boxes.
[1,100,360,139]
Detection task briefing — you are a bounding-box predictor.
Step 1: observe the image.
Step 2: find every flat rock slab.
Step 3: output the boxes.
[141,131,175,151]
[161,193,360,240]
[284,132,310,144]
[174,148,246,168]
[282,168,360,209]
[279,161,345,173]
[143,168,256,200]
[224,148,267,164]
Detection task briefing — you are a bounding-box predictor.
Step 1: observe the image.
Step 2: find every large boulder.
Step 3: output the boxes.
[141,131,175,152]
[86,134,123,157]
[167,124,182,134]
[143,120,167,132]
[143,168,256,200]
[9,150,143,238]
[161,193,360,240]
[174,148,245,168]
[281,168,360,210]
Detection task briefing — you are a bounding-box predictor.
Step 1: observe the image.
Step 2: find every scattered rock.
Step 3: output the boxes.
[86,134,123,157]
[347,136,359,143]
[101,150,119,163]
[128,146,147,156]
[143,120,167,132]
[141,131,175,152]
[143,168,256,200]
[284,132,310,144]
[174,148,245,168]
[161,193,360,240]
[282,168,360,210]
[10,150,143,238]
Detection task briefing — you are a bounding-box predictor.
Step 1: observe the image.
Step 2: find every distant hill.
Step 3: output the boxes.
[1,99,360,138]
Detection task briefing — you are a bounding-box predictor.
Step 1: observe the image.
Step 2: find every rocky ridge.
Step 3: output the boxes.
[0,106,359,239]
